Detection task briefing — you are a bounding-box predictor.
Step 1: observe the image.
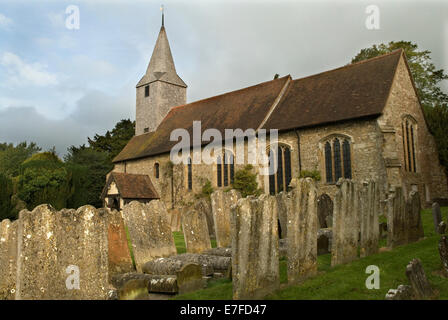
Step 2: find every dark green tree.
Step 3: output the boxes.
[0,173,14,220]
[0,142,41,177]
[352,41,448,173]
[232,165,263,198]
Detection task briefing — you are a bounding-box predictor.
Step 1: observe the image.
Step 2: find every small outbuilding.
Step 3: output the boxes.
[101,172,159,210]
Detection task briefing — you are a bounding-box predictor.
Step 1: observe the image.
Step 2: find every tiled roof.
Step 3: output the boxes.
[101,172,159,200]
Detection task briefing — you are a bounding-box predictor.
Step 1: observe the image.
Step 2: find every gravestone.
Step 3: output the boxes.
[181,209,211,254]
[211,189,241,247]
[275,192,288,239]
[386,187,408,248]
[359,181,380,257]
[432,202,442,234]
[231,194,279,299]
[317,193,333,229]
[405,258,435,299]
[123,200,176,272]
[385,285,413,300]
[317,229,332,255]
[438,221,447,234]
[16,205,110,300]
[438,236,448,276]
[286,178,318,283]
[407,191,424,243]
[194,198,215,239]
[0,219,18,300]
[331,179,360,266]
[107,209,134,278]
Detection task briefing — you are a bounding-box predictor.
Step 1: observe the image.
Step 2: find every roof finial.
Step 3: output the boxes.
[160,5,164,27]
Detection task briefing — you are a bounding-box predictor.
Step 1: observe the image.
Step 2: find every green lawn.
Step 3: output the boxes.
[172,206,448,300]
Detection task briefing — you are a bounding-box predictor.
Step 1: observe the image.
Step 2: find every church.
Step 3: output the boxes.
[101,17,448,211]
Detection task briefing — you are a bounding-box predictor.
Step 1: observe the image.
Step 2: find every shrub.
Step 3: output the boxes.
[196,179,214,199]
[232,165,263,198]
[299,170,321,181]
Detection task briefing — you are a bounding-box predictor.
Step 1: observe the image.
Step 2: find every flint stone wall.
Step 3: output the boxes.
[286,178,318,283]
[15,205,110,300]
[231,194,279,300]
[181,208,211,254]
[211,189,241,247]
[123,200,176,272]
[0,219,18,300]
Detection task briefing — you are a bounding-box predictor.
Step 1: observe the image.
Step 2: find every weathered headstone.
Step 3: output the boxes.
[168,208,181,232]
[432,202,442,234]
[317,229,332,255]
[176,263,204,294]
[16,205,110,300]
[211,189,241,247]
[286,178,318,282]
[202,247,232,257]
[438,221,447,235]
[275,192,288,239]
[181,209,211,254]
[107,209,134,278]
[438,236,448,276]
[317,193,333,229]
[231,194,279,299]
[407,191,424,243]
[194,198,215,239]
[385,285,413,300]
[0,219,18,300]
[386,187,408,248]
[331,179,360,266]
[405,258,435,299]
[359,181,380,257]
[123,200,177,272]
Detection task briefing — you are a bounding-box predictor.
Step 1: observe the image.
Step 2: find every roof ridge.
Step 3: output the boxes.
[292,49,402,84]
[168,75,291,112]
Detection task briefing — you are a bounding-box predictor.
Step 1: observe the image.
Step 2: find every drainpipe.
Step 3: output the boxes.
[294,129,302,174]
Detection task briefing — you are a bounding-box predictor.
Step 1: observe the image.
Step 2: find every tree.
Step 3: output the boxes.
[232,165,263,198]
[65,145,113,208]
[0,142,41,177]
[0,173,14,220]
[17,152,72,210]
[87,119,135,160]
[352,41,448,172]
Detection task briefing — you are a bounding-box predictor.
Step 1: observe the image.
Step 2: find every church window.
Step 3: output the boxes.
[217,150,234,187]
[402,117,417,172]
[268,144,292,194]
[187,157,192,190]
[154,163,159,179]
[145,85,150,97]
[323,136,352,183]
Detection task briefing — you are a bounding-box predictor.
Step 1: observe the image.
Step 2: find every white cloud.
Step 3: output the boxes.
[0,52,58,87]
[0,13,13,29]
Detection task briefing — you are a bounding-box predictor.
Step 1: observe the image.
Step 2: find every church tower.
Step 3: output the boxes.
[135,12,187,135]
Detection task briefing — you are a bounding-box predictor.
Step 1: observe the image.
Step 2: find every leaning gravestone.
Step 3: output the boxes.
[405,258,435,299]
[16,205,110,300]
[286,178,318,283]
[211,189,241,247]
[359,181,380,258]
[123,200,177,272]
[0,219,18,300]
[181,209,211,254]
[317,193,333,229]
[194,198,215,239]
[231,194,279,299]
[407,191,424,243]
[433,202,442,234]
[331,179,360,266]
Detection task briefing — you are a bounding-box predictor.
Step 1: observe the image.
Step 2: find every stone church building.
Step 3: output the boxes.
[103,20,448,211]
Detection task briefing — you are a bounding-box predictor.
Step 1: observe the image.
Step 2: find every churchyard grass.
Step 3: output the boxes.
[173,207,448,300]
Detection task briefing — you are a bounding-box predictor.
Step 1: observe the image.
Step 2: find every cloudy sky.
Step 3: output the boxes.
[0,0,447,155]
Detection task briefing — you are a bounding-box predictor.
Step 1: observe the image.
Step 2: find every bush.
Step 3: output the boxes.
[232,165,263,198]
[196,179,214,199]
[299,170,321,181]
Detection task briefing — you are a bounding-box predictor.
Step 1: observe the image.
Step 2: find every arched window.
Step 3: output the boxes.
[216,150,234,187]
[323,136,352,183]
[187,157,192,190]
[402,117,417,172]
[268,144,292,194]
[154,162,160,179]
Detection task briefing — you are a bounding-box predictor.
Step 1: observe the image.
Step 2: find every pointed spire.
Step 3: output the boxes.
[136,7,186,88]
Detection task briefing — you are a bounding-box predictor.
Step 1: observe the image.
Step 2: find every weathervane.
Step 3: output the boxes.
[161,4,164,27]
